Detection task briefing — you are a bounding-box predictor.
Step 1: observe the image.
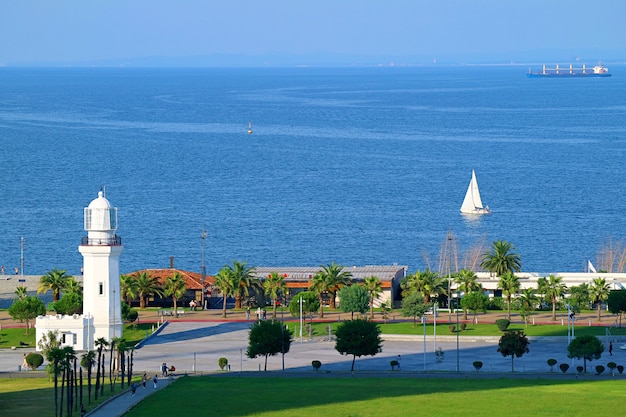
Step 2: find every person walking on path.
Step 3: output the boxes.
[153,374,158,389]
[142,373,147,389]
[246,307,250,320]
[131,382,137,396]
[609,341,613,356]
[161,362,168,376]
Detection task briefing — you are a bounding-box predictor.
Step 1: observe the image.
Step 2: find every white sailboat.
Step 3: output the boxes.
[460,170,490,215]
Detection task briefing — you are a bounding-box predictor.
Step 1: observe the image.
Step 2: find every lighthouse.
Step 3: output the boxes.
[79,191,124,347]
[36,190,124,351]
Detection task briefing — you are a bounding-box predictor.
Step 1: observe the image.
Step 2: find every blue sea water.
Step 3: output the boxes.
[0,65,624,276]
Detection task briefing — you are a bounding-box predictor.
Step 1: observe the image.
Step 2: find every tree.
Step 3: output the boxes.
[64,277,83,296]
[264,272,286,319]
[288,291,319,323]
[214,268,235,318]
[567,335,604,373]
[8,295,46,335]
[246,320,292,371]
[400,292,430,327]
[335,319,383,371]
[518,288,538,326]
[460,291,489,320]
[94,337,109,400]
[46,346,64,417]
[608,290,626,327]
[455,269,481,320]
[590,277,611,322]
[223,260,258,309]
[363,276,382,319]
[80,351,96,405]
[310,262,352,317]
[120,274,139,306]
[538,275,567,321]
[498,271,520,320]
[38,268,72,302]
[133,271,163,309]
[480,240,521,277]
[164,272,186,318]
[497,330,530,372]
[400,269,443,304]
[15,285,28,300]
[569,283,591,310]
[338,285,369,319]
[52,292,83,315]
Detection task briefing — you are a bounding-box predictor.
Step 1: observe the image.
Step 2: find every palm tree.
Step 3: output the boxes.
[538,274,567,321]
[223,261,258,309]
[134,271,163,309]
[15,285,28,300]
[364,276,382,319]
[64,278,83,296]
[164,272,187,318]
[80,351,96,405]
[498,271,521,320]
[480,240,522,277]
[94,337,109,400]
[60,346,76,417]
[46,346,64,417]
[518,287,538,325]
[38,268,73,301]
[455,269,481,320]
[263,272,286,319]
[401,269,443,304]
[569,283,591,310]
[590,277,611,322]
[214,268,235,318]
[319,262,352,310]
[120,274,138,306]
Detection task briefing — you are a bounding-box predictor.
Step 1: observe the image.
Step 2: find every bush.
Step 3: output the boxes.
[449,325,456,333]
[576,366,584,374]
[473,361,483,372]
[487,297,504,311]
[25,353,44,370]
[390,360,399,370]
[547,358,557,372]
[218,357,228,370]
[559,363,569,373]
[595,365,605,375]
[460,323,467,331]
[312,360,321,372]
[617,365,624,374]
[495,319,511,331]
[607,362,617,371]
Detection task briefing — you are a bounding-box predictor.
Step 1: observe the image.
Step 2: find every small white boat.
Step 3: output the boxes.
[247,121,253,134]
[460,170,490,215]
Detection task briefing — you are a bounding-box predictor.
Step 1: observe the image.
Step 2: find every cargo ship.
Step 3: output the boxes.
[527,63,611,78]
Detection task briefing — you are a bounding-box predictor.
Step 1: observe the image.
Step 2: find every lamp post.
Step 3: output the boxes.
[201,229,207,310]
[456,292,460,372]
[281,295,285,371]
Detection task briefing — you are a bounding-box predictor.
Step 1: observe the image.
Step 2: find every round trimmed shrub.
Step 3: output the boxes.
[495,319,510,331]
[312,360,321,372]
[390,360,399,370]
[607,362,617,372]
[595,365,605,375]
[218,357,228,370]
[460,323,467,331]
[449,325,456,333]
[559,363,569,373]
[547,358,557,372]
[576,366,584,374]
[25,353,44,370]
[617,365,624,374]
[473,361,483,372]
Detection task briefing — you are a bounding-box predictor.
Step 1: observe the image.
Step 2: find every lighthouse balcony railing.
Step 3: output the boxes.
[80,236,122,246]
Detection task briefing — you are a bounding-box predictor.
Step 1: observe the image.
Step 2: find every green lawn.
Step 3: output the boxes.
[123,376,626,417]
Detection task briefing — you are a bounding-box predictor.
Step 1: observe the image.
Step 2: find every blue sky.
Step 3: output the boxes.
[1,0,624,66]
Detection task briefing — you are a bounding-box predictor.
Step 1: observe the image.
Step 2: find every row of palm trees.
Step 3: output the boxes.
[401,240,613,322]
[120,271,187,316]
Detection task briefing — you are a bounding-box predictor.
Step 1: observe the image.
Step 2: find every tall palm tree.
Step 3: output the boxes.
[498,271,521,320]
[46,346,64,417]
[538,274,567,321]
[94,337,109,400]
[401,269,443,304]
[591,277,611,322]
[60,346,76,417]
[480,240,522,277]
[518,287,538,325]
[318,262,352,310]
[455,269,481,320]
[38,268,73,301]
[223,261,258,309]
[263,272,286,319]
[133,271,163,309]
[120,274,138,306]
[364,276,382,319]
[214,268,235,318]
[164,272,187,318]
[80,351,96,405]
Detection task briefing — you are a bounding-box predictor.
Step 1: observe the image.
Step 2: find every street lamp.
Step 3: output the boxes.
[201,229,207,310]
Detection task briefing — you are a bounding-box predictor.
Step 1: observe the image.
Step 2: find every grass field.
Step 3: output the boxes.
[122,376,625,417]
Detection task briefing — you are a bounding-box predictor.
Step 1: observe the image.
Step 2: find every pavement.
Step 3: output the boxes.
[2,308,625,417]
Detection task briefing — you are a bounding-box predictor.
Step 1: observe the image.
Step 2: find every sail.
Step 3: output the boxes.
[460,170,486,214]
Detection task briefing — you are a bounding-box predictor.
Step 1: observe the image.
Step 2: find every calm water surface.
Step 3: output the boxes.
[0,66,624,276]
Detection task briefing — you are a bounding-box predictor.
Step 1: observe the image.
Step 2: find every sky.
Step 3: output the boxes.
[1,0,625,66]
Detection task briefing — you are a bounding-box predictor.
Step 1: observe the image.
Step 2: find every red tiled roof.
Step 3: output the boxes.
[130,269,214,290]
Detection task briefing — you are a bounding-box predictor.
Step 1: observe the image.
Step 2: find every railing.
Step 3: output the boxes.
[80,235,122,246]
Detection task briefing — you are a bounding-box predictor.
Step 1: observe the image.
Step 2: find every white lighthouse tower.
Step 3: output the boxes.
[79,190,124,347]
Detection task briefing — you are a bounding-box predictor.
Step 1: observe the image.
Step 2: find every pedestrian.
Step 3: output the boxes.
[609,341,613,356]
[153,374,158,389]
[262,309,267,320]
[142,373,147,389]
[256,307,261,320]
[1,265,4,275]
[161,362,167,376]
[131,381,137,396]
[22,354,28,370]
[246,306,250,320]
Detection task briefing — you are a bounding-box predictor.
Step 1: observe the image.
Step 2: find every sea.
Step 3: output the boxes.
[0,65,624,277]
